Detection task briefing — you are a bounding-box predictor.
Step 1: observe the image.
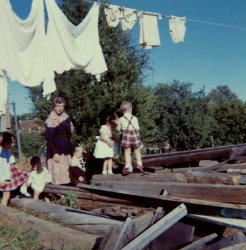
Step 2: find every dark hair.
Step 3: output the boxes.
[1,132,13,147]
[53,97,66,106]
[106,114,118,127]
[30,156,41,168]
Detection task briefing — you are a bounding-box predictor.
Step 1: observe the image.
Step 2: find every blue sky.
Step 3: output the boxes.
[8,0,246,114]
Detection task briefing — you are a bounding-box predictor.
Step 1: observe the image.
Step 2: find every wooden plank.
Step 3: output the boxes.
[206,232,246,250]
[187,171,241,185]
[49,212,122,225]
[180,233,218,250]
[0,204,100,249]
[91,173,186,183]
[44,186,137,205]
[227,169,246,174]
[142,146,237,167]
[77,183,246,209]
[221,241,246,250]
[189,214,246,230]
[216,162,246,172]
[78,182,246,204]
[121,204,187,250]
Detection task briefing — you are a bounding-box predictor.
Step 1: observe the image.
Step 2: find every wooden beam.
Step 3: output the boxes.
[206,232,246,250]
[121,204,187,250]
[186,171,241,185]
[179,233,218,250]
[77,183,246,209]
[189,214,246,230]
[91,173,187,183]
[0,204,100,249]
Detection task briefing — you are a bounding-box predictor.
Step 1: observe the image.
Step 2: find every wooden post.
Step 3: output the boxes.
[10,102,21,158]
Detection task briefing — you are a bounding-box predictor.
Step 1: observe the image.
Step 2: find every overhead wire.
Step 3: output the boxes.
[81,0,246,32]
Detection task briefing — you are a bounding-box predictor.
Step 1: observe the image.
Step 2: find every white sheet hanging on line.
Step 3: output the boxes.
[104,4,137,31]
[45,0,108,80]
[169,16,187,43]
[0,71,8,115]
[0,0,56,96]
[139,12,162,49]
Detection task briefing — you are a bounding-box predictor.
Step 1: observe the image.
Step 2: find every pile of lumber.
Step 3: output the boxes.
[2,144,246,249]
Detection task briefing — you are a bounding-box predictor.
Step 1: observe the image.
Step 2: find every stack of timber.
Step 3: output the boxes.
[2,144,246,249]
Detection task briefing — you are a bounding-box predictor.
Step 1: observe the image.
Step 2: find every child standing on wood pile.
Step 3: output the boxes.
[69,145,88,185]
[117,101,144,175]
[0,132,30,206]
[27,156,52,201]
[93,115,118,175]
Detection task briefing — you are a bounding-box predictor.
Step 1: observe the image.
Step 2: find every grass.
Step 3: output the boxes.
[0,224,40,250]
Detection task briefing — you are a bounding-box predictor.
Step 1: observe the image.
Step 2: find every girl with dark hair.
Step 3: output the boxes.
[0,132,29,206]
[93,115,118,175]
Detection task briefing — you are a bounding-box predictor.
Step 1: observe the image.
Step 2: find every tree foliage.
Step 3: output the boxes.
[20,131,45,158]
[153,81,213,150]
[207,85,246,146]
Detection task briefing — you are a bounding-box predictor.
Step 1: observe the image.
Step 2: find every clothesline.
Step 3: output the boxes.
[82,0,246,32]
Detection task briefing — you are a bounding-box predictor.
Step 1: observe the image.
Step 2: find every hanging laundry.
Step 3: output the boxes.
[45,1,108,82]
[0,0,56,96]
[139,12,162,49]
[169,16,187,43]
[0,71,8,115]
[104,5,122,28]
[121,8,137,31]
[104,4,137,31]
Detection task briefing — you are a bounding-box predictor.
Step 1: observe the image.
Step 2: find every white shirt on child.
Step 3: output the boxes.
[0,149,15,181]
[28,167,52,193]
[117,112,140,131]
[71,156,86,171]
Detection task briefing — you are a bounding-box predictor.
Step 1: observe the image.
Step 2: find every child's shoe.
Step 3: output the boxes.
[20,185,31,197]
[122,167,131,176]
[134,165,144,174]
[108,170,113,174]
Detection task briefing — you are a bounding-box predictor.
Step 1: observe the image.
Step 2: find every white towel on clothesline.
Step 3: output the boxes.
[139,12,162,49]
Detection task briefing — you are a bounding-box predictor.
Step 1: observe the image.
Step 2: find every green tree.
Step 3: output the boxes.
[207,85,246,146]
[28,0,156,150]
[154,81,213,150]
[20,131,45,158]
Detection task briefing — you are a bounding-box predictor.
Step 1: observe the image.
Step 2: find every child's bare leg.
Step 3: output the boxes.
[44,196,51,203]
[78,176,85,182]
[134,147,142,166]
[102,159,108,174]
[34,191,41,200]
[1,191,11,206]
[107,158,113,174]
[124,148,132,171]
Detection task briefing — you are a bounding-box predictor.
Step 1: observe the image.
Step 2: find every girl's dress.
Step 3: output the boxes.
[93,125,114,159]
[28,167,52,193]
[45,111,74,185]
[0,149,29,192]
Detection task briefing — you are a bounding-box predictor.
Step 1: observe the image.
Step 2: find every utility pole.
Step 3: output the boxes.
[10,102,22,158]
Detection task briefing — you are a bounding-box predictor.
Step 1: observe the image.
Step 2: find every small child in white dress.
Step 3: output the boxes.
[28,156,52,200]
[93,115,118,174]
